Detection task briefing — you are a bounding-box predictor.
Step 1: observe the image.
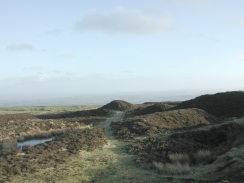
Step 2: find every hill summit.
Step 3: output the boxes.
[175,91,244,118]
[101,100,134,110]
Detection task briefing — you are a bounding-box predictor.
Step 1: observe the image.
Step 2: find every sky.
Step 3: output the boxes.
[1,0,244,104]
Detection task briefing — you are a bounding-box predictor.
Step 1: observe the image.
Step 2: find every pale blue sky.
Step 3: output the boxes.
[1,0,244,102]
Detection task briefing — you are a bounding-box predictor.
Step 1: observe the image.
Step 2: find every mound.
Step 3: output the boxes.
[101,100,134,110]
[144,108,220,128]
[111,108,220,139]
[126,103,174,117]
[175,91,244,118]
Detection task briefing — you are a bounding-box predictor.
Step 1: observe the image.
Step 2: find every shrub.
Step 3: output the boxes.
[153,161,191,175]
[168,153,190,164]
[194,149,212,164]
[117,127,135,140]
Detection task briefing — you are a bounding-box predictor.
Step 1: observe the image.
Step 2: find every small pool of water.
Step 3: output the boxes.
[17,137,55,148]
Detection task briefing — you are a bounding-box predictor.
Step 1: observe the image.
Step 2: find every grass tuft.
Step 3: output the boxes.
[194,149,212,164]
[168,153,190,164]
[153,161,191,175]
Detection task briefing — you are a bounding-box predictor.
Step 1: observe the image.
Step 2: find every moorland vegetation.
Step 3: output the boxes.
[1,91,244,182]
[109,91,244,182]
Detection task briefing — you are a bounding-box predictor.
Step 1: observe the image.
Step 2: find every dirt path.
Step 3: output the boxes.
[102,110,125,127]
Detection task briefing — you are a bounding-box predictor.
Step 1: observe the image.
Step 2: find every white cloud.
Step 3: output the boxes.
[45,29,61,35]
[23,66,44,72]
[239,19,244,27]
[61,52,73,58]
[159,0,210,8]
[232,17,244,28]
[1,70,76,84]
[180,30,221,42]
[7,43,33,51]
[234,51,244,61]
[75,7,173,35]
[239,54,244,60]
[38,74,49,82]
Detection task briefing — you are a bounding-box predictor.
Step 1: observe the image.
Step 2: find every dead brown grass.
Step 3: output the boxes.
[169,153,190,164]
[194,149,212,164]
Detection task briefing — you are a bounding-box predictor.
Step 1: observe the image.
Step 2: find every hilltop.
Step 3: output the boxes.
[175,91,244,118]
[100,100,134,110]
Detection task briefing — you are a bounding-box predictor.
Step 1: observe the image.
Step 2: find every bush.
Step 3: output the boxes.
[153,161,191,175]
[194,149,212,164]
[117,127,135,140]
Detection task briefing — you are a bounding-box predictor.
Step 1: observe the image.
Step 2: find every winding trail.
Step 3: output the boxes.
[103,110,125,128]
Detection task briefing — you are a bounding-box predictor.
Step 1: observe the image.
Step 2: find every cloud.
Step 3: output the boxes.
[1,70,75,84]
[180,30,221,42]
[159,0,210,8]
[7,43,33,51]
[75,7,173,35]
[45,29,61,35]
[239,19,244,27]
[232,17,244,28]
[23,66,44,72]
[61,52,73,58]
[239,53,244,60]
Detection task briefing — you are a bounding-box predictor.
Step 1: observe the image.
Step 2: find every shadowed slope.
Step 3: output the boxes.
[126,103,174,117]
[175,91,244,118]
